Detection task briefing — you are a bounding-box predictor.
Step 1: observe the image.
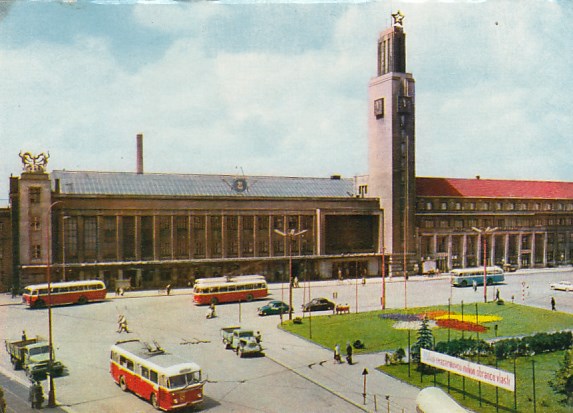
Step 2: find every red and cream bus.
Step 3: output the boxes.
[22,280,107,308]
[193,275,268,305]
[110,339,205,411]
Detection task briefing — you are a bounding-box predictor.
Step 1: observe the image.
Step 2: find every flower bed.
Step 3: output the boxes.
[436,318,488,332]
[420,310,450,320]
[435,314,502,324]
[380,313,420,322]
[393,320,437,330]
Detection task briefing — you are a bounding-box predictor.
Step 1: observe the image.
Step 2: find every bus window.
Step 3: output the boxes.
[168,375,187,389]
[126,359,134,371]
[150,370,158,384]
[141,366,149,380]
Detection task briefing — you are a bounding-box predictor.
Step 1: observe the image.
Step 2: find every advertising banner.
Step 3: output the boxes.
[421,349,515,391]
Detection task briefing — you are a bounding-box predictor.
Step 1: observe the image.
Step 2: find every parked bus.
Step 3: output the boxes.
[22,280,107,308]
[193,275,268,305]
[451,266,505,287]
[110,339,205,411]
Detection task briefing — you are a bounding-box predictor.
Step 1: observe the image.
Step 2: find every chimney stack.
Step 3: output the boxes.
[136,133,144,174]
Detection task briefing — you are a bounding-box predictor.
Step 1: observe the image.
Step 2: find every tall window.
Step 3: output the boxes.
[29,187,41,204]
[102,216,116,260]
[84,217,97,260]
[32,244,41,260]
[175,216,188,258]
[141,216,154,259]
[65,217,78,261]
[30,216,41,231]
[158,216,171,258]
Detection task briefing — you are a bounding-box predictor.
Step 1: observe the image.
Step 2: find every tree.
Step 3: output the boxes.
[411,317,434,370]
[550,348,573,405]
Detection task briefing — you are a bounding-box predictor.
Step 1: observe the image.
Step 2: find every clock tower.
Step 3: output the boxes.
[367,11,416,276]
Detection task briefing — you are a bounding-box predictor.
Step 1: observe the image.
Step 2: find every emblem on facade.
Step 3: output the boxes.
[232,178,248,193]
[19,151,50,173]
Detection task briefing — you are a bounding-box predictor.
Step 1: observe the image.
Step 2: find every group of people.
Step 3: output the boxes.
[333,342,353,365]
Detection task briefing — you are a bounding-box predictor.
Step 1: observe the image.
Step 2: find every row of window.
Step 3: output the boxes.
[29,214,314,263]
[422,216,573,229]
[420,199,573,212]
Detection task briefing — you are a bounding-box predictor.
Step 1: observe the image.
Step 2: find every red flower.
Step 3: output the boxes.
[436,318,488,333]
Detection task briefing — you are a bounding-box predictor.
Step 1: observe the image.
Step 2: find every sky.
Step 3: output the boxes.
[0,0,572,206]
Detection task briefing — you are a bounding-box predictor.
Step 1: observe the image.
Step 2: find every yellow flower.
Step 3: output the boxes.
[435,314,502,323]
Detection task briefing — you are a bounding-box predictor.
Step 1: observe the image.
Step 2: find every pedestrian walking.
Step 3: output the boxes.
[333,343,342,364]
[117,314,129,333]
[345,342,353,365]
[29,380,44,409]
[551,296,556,311]
[495,289,500,301]
[472,280,477,292]
[22,330,27,341]
[166,284,172,296]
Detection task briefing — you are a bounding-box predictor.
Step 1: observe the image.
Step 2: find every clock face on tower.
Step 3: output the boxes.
[397,96,412,113]
[374,98,384,118]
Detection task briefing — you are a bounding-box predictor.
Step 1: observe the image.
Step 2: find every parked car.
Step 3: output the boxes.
[503,263,518,272]
[550,281,573,291]
[302,297,335,312]
[258,300,291,316]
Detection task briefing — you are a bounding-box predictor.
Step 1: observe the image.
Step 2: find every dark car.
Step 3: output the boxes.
[302,297,335,312]
[258,300,292,316]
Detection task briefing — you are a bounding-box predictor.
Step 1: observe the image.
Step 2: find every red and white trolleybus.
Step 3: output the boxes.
[110,339,205,411]
[22,280,107,308]
[192,274,268,305]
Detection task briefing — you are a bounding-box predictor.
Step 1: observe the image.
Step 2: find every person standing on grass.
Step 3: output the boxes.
[551,296,556,311]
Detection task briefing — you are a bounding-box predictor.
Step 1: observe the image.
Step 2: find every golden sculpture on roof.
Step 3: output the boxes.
[19,151,49,173]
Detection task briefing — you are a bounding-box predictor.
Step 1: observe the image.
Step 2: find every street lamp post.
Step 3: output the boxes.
[274,228,307,320]
[46,201,61,408]
[471,227,498,303]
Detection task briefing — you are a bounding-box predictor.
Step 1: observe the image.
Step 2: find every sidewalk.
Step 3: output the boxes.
[262,329,420,413]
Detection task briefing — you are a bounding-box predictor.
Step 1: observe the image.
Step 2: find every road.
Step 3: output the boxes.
[0,267,571,413]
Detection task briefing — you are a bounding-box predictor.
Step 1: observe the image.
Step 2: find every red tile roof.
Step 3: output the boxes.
[416,177,573,200]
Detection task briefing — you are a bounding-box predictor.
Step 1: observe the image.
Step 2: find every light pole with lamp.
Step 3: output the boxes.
[274,228,308,320]
[45,201,61,407]
[471,226,498,303]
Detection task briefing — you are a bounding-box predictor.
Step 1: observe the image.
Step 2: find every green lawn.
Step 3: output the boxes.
[281,303,573,354]
[380,352,568,413]
[280,303,573,413]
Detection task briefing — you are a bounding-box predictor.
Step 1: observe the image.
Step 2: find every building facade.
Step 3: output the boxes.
[8,167,383,291]
[416,177,573,273]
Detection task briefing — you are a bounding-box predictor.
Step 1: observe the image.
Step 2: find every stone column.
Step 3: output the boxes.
[542,232,548,267]
[462,234,468,268]
[531,232,536,268]
[517,233,522,268]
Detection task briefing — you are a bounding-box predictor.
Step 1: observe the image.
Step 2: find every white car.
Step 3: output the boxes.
[550,281,573,291]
